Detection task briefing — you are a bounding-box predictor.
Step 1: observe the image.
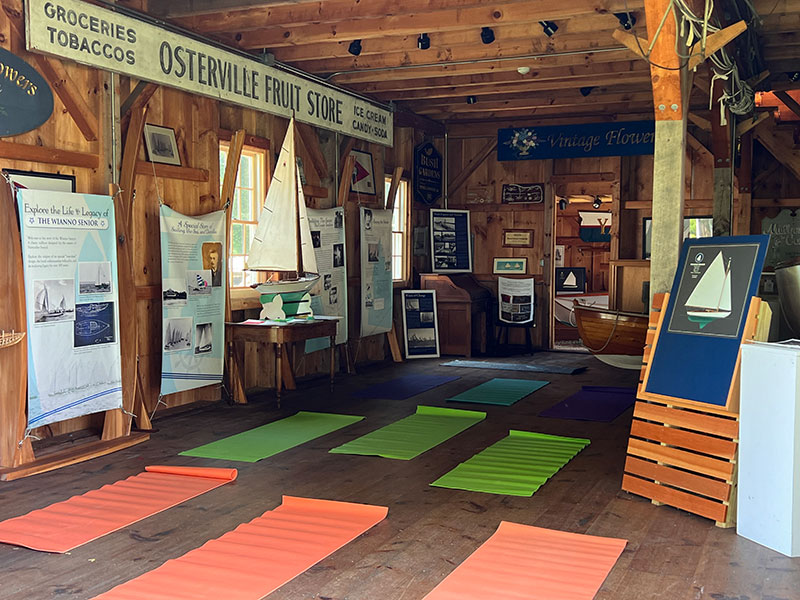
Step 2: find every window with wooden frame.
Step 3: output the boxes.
[219,141,268,288]
[385,175,411,283]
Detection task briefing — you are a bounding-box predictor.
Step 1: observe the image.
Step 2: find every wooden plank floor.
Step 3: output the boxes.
[1,353,798,599]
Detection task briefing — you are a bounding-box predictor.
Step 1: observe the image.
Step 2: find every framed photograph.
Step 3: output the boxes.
[401,290,440,359]
[430,208,472,273]
[555,267,586,294]
[502,229,534,248]
[554,244,565,268]
[493,257,527,275]
[350,149,376,195]
[143,124,181,166]
[3,168,76,192]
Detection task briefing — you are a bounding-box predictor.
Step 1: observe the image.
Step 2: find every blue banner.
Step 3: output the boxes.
[498,121,654,161]
[413,142,442,206]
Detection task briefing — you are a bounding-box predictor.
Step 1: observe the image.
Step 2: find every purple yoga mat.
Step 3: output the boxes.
[539,386,636,422]
[353,375,461,400]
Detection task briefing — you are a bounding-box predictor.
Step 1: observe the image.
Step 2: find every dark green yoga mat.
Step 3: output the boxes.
[329,405,485,460]
[180,411,364,462]
[447,378,549,406]
[431,430,590,496]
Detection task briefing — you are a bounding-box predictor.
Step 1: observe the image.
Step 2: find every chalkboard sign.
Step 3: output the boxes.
[0,48,53,137]
[502,183,544,204]
[413,142,442,205]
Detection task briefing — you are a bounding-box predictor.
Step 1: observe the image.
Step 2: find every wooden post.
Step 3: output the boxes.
[711,68,734,237]
[645,0,688,304]
[734,131,753,235]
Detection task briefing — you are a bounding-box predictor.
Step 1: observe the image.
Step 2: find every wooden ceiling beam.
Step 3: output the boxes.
[151,0,306,19]
[326,49,636,83]
[405,86,652,109]
[431,101,656,121]
[444,113,657,134]
[412,91,655,114]
[234,0,646,49]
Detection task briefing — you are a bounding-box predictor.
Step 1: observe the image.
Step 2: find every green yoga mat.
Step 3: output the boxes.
[181,411,364,462]
[329,405,485,460]
[431,430,590,496]
[446,378,549,406]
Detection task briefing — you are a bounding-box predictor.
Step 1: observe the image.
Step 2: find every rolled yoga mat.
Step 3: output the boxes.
[181,411,364,462]
[423,521,627,600]
[431,430,590,496]
[446,377,548,406]
[329,405,485,460]
[441,359,585,375]
[539,385,637,422]
[91,496,388,600]
[352,374,460,400]
[0,466,237,553]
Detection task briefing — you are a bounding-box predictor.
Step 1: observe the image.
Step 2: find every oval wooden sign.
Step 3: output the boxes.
[0,48,53,137]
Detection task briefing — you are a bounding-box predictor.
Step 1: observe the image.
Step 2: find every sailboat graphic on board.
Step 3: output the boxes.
[563,271,578,288]
[685,251,732,328]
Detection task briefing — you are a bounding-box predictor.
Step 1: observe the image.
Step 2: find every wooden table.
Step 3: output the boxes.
[226,319,338,407]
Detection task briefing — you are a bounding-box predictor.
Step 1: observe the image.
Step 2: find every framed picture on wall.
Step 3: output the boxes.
[4,168,76,192]
[143,124,182,166]
[402,290,440,359]
[502,229,534,248]
[555,267,586,294]
[430,208,472,273]
[493,258,527,274]
[349,149,376,195]
[554,244,565,268]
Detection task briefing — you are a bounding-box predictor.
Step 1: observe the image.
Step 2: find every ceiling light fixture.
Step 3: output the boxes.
[480,27,495,45]
[790,71,800,82]
[614,12,636,30]
[580,86,594,97]
[348,39,362,56]
[466,95,478,104]
[540,21,558,37]
[417,33,431,50]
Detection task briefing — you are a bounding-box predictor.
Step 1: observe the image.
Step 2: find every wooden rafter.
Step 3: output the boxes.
[121,81,159,118]
[33,56,99,142]
[775,90,800,119]
[296,123,329,180]
[448,138,497,196]
[754,121,800,182]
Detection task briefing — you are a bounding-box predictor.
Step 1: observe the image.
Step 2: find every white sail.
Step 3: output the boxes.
[687,252,725,309]
[36,286,49,312]
[564,271,577,287]
[719,262,732,311]
[248,120,318,275]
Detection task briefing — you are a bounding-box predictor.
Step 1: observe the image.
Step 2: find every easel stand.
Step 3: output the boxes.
[621,292,770,527]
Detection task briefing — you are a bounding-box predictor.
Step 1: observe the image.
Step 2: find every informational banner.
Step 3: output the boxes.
[498,121,654,161]
[360,207,393,337]
[402,290,440,358]
[159,205,226,395]
[25,0,392,146]
[306,207,348,352]
[17,189,122,428]
[498,277,535,324]
[430,209,472,273]
[413,142,442,206]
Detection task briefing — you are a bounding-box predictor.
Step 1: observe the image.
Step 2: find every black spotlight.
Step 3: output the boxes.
[558,198,568,210]
[540,21,558,37]
[790,71,800,82]
[614,12,636,30]
[348,39,362,56]
[480,27,495,44]
[417,33,430,50]
[592,196,602,209]
[466,95,478,104]
[579,86,594,97]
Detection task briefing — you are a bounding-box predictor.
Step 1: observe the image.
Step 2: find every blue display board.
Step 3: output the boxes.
[498,120,654,161]
[402,290,440,358]
[430,209,472,273]
[644,235,769,408]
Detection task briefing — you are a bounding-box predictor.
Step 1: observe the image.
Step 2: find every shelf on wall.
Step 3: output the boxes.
[135,161,209,182]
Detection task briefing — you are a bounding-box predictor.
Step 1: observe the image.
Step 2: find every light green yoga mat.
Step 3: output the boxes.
[446,378,549,406]
[180,411,364,462]
[329,405,486,460]
[431,430,590,496]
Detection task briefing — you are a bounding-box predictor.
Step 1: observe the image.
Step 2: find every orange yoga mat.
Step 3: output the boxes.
[92,496,388,600]
[0,466,237,553]
[424,521,626,599]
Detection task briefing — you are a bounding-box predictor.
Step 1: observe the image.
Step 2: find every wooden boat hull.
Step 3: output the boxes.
[573,304,648,364]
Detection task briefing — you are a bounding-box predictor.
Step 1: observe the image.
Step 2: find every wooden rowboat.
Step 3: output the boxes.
[572,303,648,370]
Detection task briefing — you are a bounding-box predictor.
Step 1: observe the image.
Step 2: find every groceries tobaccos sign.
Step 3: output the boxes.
[25,0,393,146]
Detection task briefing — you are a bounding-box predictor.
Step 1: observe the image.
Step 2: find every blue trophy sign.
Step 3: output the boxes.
[0,48,53,137]
[413,142,442,205]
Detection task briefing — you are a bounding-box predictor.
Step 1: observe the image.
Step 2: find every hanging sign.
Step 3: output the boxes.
[401,290,440,359]
[430,208,472,273]
[17,189,122,428]
[159,205,226,395]
[413,142,442,205]
[305,207,348,353]
[360,207,393,337]
[761,209,800,270]
[25,0,393,146]
[498,277,535,324]
[0,47,53,137]
[498,121,654,161]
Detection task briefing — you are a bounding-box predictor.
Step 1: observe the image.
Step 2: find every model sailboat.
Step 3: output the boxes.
[686,251,732,327]
[247,118,319,320]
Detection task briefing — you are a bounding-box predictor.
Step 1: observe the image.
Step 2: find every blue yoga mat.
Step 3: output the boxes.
[353,374,461,400]
[441,359,585,375]
[539,386,636,422]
